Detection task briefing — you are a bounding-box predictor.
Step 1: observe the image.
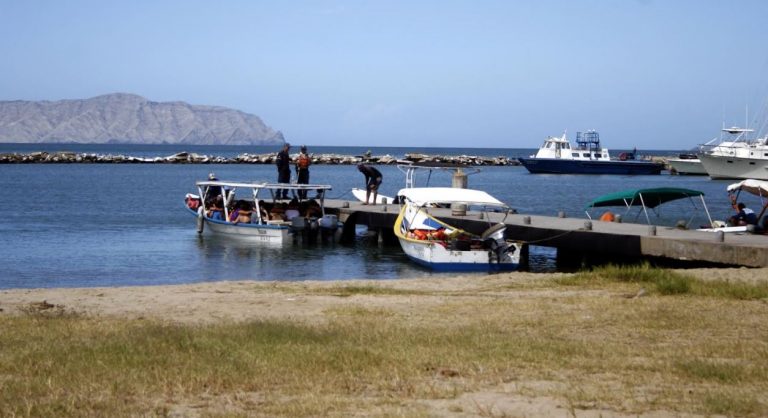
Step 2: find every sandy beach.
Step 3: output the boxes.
[1,268,764,325]
[2,267,767,417]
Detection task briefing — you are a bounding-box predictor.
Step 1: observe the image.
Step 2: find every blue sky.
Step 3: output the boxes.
[2,0,767,148]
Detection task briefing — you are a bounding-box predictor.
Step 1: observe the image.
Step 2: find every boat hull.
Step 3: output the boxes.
[394,203,520,272]
[667,158,707,175]
[699,154,768,180]
[398,237,520,272]
[518,158,663,175]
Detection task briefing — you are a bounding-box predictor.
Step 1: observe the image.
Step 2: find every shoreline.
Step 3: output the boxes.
[1,267,764,324]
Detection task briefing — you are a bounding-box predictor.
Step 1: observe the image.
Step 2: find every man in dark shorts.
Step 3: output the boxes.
[276,143,291,199]
[357,164,382,205]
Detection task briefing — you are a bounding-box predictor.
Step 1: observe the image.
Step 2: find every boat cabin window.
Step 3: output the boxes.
[594,153,602,158]
[582,153,590,158]
[571,153,579,158]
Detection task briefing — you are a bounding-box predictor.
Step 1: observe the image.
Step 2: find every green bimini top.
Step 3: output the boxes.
[585,187,705,210]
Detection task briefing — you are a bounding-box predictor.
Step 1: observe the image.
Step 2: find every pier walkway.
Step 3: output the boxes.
[324,199,768,268]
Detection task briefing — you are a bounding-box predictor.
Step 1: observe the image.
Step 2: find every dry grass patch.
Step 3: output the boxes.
[1,267,767,416]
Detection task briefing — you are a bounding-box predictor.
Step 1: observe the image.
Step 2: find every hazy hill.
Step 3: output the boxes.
[0,93,285,145]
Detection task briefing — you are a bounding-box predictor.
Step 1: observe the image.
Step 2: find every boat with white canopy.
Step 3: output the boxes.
[393,187,521,271]
[185,181,338,243]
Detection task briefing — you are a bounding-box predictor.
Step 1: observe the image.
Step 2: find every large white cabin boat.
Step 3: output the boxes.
[699,127,768,180]
[518,131,663,175]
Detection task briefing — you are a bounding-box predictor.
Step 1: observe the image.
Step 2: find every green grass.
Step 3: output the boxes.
[557,263,768,299]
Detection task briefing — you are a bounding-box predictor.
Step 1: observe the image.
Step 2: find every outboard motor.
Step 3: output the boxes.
[481,223,514,262]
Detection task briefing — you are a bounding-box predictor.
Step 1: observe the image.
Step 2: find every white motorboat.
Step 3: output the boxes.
[394,187,521,271]
[698,127,768,180]
[703,179,768,232]
[185,181,339,244]
[667,153,707,175]
[351,162,480,204]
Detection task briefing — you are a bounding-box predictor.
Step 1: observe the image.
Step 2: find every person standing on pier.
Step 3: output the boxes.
[295,145,311,199]
[357,163,382,205]
[276,143,291,199]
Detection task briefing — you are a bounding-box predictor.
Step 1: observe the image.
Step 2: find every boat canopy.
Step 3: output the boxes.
[398,187,506,207]
[196,180,333,191]
[726,179,768,196]
[585,187,713,227]
[584,187,705,210]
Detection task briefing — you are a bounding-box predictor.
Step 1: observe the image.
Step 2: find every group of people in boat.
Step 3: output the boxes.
[201,194,323,225]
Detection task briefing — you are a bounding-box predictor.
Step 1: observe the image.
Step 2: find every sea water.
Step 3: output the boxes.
[0,144,737,289]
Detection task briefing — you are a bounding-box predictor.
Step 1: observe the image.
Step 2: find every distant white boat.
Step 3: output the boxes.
[394,187,521,271]
[667,153,707,175]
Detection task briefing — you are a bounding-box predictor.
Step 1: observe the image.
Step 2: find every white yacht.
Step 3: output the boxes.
[698,127,768,180]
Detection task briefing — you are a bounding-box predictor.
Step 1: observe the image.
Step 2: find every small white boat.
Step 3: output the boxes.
[351,163,479,204]
[185,181,339,244]
[667,153,707,175]
[703,179,768,232]
[351,188,395,204]
[394,187,521,271]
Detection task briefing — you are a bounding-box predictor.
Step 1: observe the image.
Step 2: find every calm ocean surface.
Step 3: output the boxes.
[0,144,737,289]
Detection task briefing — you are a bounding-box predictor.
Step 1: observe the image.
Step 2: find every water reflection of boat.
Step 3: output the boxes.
[394,187,521,271]
[518,131,663,175]
[185,181,339,244]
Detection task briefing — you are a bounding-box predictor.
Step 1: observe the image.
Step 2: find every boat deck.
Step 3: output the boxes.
[324,199,768,268]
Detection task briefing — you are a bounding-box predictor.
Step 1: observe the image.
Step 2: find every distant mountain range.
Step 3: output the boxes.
[0,93,285,145]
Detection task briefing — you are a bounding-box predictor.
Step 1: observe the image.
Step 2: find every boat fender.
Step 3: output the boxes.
[196,207,205,234]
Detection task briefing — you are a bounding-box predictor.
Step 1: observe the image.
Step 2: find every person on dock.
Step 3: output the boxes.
[295,145,311,199]
[276,143,291,199]
[357,164,382,205]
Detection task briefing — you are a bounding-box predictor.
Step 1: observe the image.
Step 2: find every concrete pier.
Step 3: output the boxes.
[325,199,768,268]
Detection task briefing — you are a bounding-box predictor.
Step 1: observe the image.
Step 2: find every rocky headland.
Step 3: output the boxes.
[0,93,284,145]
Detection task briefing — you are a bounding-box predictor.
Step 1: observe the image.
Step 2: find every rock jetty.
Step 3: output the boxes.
[0,151,522,166]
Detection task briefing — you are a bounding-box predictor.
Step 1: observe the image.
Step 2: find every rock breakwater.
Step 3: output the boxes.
[0,151,522,166]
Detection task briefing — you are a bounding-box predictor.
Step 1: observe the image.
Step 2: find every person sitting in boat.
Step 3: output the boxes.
[302,199,322,218]
[230,200,253,224]
[270,203,287,221]
[728,200,757,226]
[285,199,301,220]
[256,200,271,222]
[206,196,225,221]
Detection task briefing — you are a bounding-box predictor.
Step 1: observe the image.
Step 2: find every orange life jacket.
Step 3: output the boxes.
[297,154,310,169]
